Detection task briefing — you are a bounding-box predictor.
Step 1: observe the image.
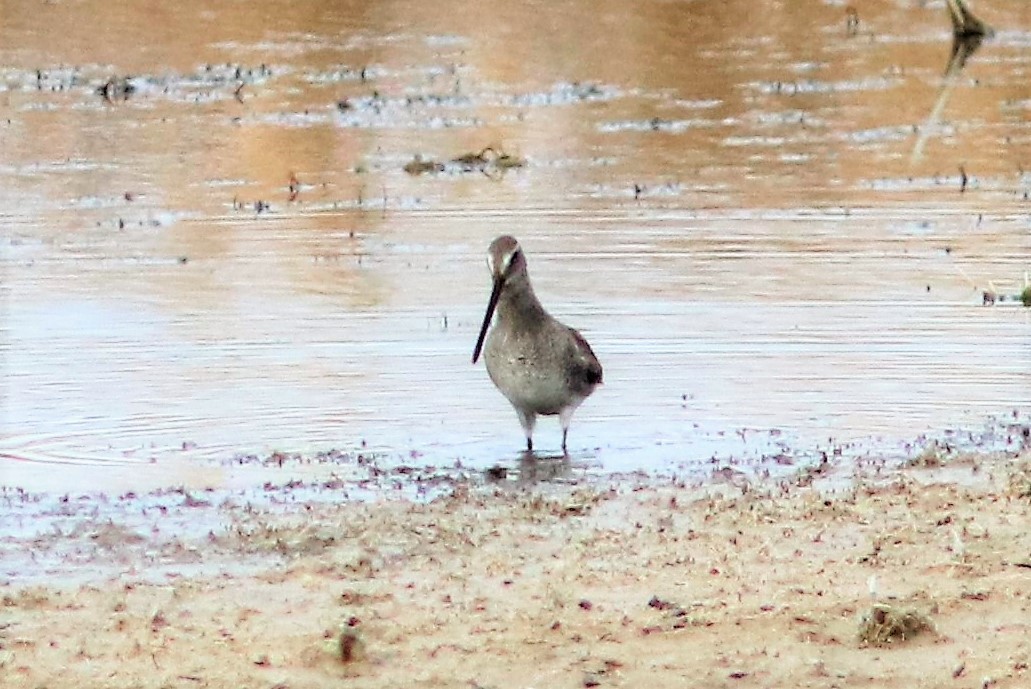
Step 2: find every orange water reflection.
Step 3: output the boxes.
[1,0,1029,491]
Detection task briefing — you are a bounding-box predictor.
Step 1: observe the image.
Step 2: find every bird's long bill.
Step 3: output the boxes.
[472,277,502,364]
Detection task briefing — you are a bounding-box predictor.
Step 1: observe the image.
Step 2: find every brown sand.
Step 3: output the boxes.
[3,452,1031,688]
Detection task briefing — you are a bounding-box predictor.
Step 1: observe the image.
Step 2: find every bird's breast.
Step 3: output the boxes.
[483,321,596,416]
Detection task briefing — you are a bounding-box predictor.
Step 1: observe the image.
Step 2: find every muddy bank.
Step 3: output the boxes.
[3,442,1031,688]
[3,413,1029,585]
[4,0,1031,485]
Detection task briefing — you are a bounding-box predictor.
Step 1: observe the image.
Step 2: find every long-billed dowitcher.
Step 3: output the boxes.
[472,236,602,453]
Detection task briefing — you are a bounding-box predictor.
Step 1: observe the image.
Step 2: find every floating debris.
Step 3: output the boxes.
[597,117,711,133]
[980,272,1029,307]
[403,155,445,175]
[507,81,616,107]
[97,76,136,103]
[9,63,275,104]
[288,172,300,202]
[30,66,89,92]
[751,77,900,96]
[450,146,525,172]
[403,147,525,176]
[450,150,489,169]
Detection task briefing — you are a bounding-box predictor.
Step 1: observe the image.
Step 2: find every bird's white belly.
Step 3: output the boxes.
[484,336,575,416]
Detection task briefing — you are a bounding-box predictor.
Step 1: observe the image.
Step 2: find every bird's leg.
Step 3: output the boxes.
[517,409,536,454]
[559,404,578,456]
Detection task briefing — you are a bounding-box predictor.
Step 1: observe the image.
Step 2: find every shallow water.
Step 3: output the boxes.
[1,0,1030,492]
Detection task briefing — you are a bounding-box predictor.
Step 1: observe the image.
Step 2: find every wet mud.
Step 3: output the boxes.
[3,439,1031,687]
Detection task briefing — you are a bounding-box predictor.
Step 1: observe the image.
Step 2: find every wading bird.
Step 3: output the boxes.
[472,236,602,453]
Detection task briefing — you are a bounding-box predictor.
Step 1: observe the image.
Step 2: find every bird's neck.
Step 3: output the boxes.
[498,276,546,324]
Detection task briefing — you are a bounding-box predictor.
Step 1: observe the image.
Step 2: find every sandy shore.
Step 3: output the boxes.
[3,447,1031,688]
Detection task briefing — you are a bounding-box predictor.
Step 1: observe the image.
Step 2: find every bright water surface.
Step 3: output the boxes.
[1,0,1029,492]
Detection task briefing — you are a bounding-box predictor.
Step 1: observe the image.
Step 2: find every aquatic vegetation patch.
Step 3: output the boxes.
[403,147,526,176]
